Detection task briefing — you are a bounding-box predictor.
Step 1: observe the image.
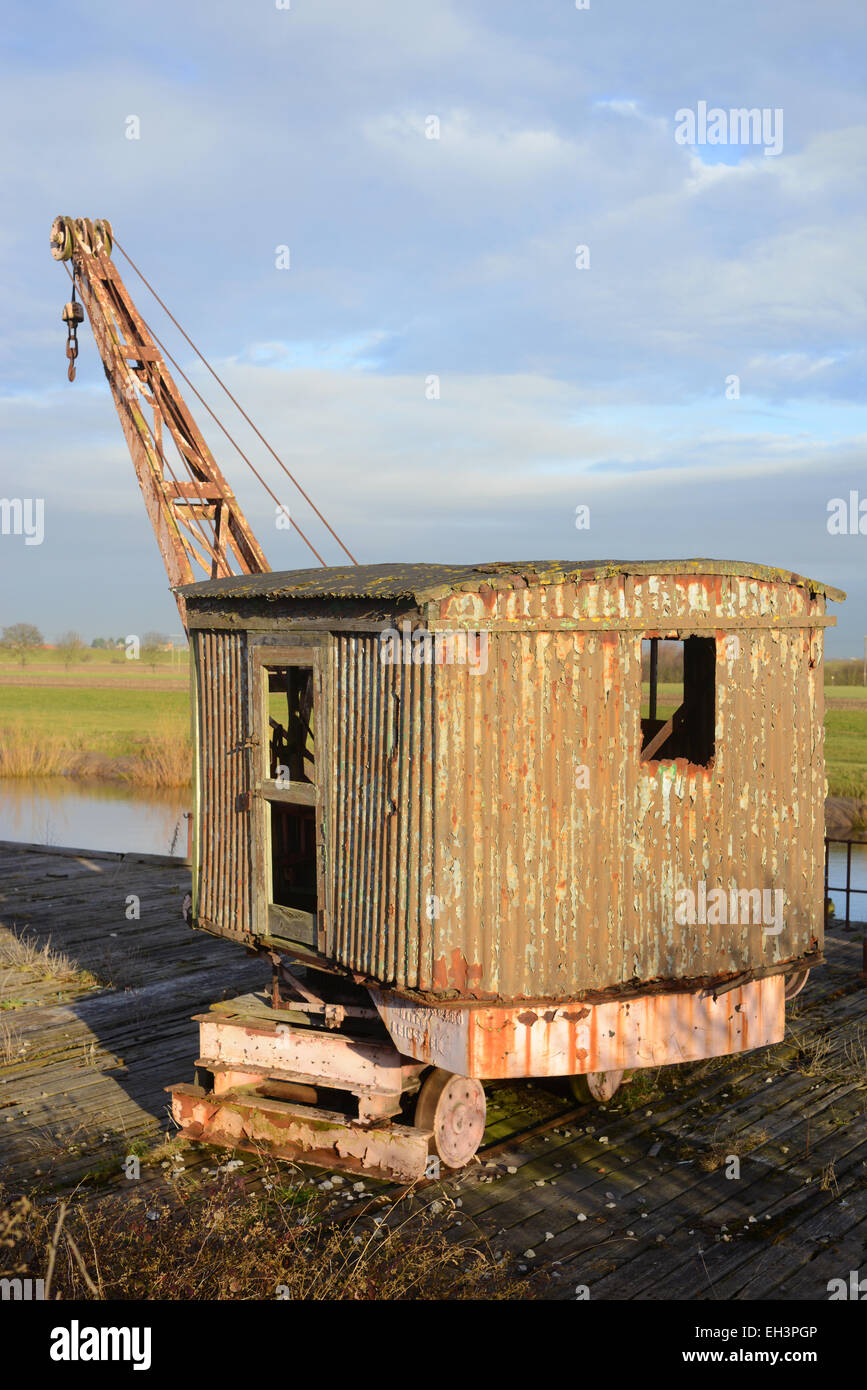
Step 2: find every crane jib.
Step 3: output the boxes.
[50,215,272,629]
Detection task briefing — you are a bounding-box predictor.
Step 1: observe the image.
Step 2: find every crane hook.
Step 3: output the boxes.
[61,276,84,382]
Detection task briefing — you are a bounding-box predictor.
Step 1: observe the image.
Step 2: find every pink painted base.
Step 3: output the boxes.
[370,975,786,1080]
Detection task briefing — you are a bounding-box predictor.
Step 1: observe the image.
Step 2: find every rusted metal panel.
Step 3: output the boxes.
[329,635,434,986]
[194,628,253,941]
[187,563,838,1008]
[415,572,828,999]
[426,628,626,998]
[370,974,785,1078]
[170,1085,431,1182]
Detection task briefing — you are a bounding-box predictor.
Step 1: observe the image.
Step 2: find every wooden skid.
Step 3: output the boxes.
[169,1083,431,1183]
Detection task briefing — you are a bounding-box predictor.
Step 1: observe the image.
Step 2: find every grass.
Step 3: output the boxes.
[0,674,862,797]
[119,733,192,789]
[819,1161,840,1196]
[0,725,191,788]
[825,708,867,800]
[0,731,76,777]
[0,925,102,989]
[0,1176,526,1301]
[0,1016,28,1064]
[693,1129,770,1173]
[826,686,867,700]
[0,686,188,758]
[794,1025,867,1089]
[0,649,188,679]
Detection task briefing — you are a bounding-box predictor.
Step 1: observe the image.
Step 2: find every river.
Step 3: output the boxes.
[0,778,865,915]
[826,836,867,925]
[0,777,190,859]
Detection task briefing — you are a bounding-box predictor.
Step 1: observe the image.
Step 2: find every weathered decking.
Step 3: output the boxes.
[1,839,865,1300]
[0,840,269,1191]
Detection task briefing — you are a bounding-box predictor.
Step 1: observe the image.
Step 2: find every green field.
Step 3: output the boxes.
[824,708,867,799]
[641,682,867,800]
[0,671,864,799]
[0,685,189,757]
[0,647,188,683]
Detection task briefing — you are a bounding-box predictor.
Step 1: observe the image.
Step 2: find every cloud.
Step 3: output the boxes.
[1,358,862,645]
[361,108,583,196]
[1,0,865,650]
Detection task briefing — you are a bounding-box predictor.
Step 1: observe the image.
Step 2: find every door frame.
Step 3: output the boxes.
[248,638,330,953]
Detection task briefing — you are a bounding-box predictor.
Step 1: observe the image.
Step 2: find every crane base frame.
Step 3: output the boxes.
[167,998,433,1182]
[169,1083,432,1183]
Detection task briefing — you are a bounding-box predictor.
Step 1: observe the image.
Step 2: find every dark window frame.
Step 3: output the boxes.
[640,634,716,768]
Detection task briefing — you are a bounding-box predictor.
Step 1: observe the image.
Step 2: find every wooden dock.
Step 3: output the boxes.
[1,839,865,1300]
[0,840,269,1192]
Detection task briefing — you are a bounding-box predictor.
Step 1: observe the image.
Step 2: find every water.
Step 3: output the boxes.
[826,838,867,924]
[1,776,864,908]
[0,777,190,858]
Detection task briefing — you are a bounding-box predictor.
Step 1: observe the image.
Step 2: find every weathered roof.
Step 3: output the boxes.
[180,560,845,604]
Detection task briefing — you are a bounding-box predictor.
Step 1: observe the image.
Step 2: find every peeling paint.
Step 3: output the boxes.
[188,563,837,1010]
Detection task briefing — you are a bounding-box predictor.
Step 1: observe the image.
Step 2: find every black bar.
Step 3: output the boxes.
[823,837,866,928]
[846,840,852,926]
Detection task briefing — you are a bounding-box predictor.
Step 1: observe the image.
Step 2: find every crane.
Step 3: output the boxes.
[50,216,355,625]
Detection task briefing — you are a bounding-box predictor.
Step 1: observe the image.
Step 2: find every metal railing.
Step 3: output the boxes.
[824,836,867,927]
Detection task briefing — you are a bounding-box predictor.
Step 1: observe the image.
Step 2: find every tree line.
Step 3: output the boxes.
[0,624,176,667]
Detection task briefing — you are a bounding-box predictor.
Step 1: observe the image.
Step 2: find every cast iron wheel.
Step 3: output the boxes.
[569,1069,624,1103]
[414,1068,487,1168]
[785,968,810,1000]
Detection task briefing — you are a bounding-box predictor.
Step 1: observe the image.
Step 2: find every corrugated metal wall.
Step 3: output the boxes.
[428,629,627,996]
[194,629,253,939]
[193,570,826,1000]
[419,573,825,998]
[328,635,435,983]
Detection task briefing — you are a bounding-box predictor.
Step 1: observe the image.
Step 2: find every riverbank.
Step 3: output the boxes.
[1,675,865,800]
[825,796,867,837]
[0,729,191,789]
[0,681,190,788]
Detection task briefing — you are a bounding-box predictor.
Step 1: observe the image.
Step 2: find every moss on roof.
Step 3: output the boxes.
[179,559,845,605]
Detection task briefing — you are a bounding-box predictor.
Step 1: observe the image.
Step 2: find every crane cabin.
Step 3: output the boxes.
[169,559,841,1176]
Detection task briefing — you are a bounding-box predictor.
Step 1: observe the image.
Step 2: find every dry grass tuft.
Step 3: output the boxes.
[0,730,77,777]
[819,1160,840,1195]
[0,1016,28,1065]
[842,1027,867,1084]
[0,1177,526,1301]
[120,733,191,789]
[0,726,191,788]
[696,1128,770,1172]
[0,928,99,988]
[796,1033,834,1078]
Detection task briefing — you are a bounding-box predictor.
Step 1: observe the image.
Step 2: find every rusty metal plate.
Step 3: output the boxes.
[370,975,785,1079]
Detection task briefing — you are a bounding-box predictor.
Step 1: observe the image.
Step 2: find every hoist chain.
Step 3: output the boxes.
[61,274,85,382]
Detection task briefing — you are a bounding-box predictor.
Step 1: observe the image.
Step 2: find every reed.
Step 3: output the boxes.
[120,733,192,789]
[0,726,192,788]
[0,729,77,777]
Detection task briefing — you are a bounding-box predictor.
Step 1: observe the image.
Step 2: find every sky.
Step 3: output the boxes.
[0,0,865,654]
